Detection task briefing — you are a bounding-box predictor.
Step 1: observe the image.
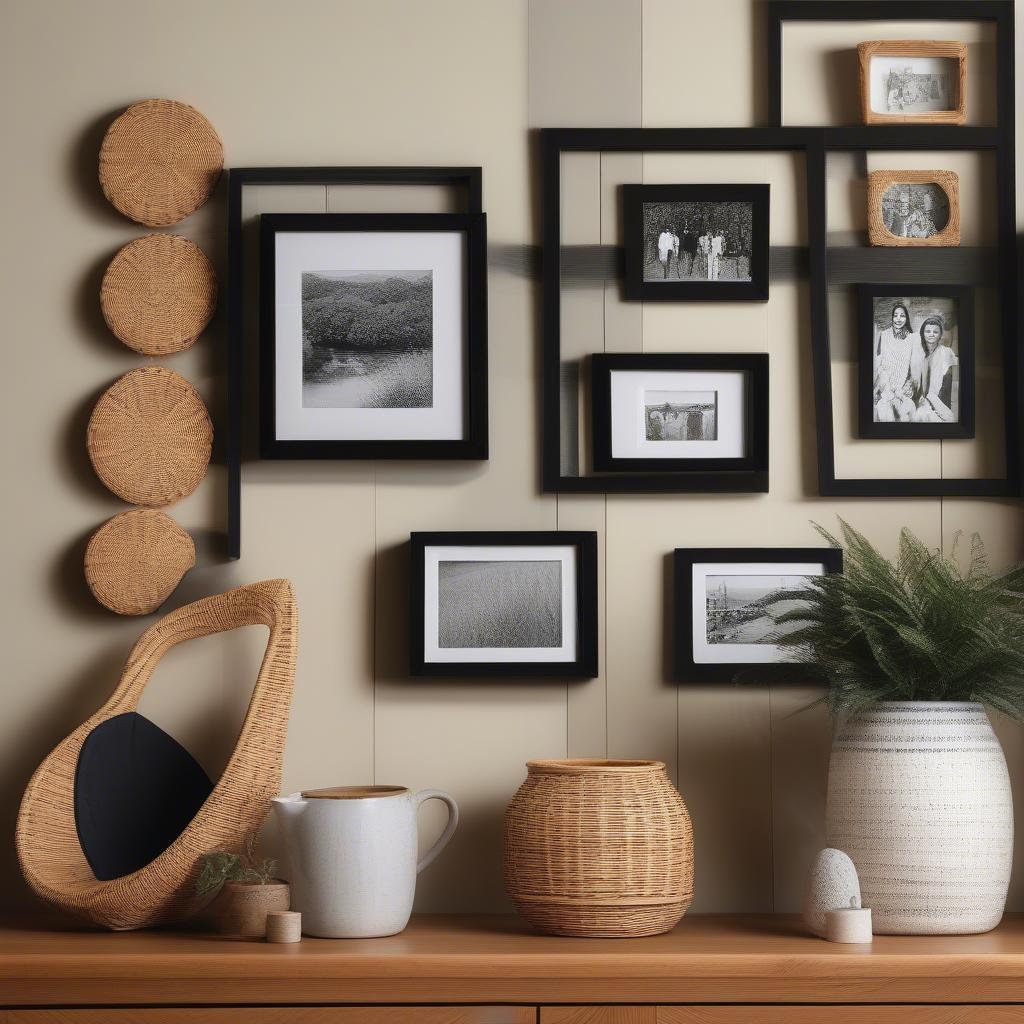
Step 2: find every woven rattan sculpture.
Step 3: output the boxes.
[99,99,223,227]
[87,366,213,507]
[84,509,195,615]
[504,759,694,937]
[101,234,217,355]
[16,579,298,930]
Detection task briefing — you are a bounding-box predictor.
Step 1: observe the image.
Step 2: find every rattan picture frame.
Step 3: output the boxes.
[857,39,968,126]
[867,169,960,247]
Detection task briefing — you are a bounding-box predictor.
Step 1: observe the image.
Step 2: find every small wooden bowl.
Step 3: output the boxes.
[85,509,195,615]
[99,99,223,227]
[87,366,213,507]
[101,234,217,355]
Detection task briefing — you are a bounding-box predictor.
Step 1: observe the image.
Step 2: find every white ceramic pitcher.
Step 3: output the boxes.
[272,785,458,938]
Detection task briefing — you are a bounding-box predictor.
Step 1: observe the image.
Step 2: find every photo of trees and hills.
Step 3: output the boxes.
[301,270,433,409]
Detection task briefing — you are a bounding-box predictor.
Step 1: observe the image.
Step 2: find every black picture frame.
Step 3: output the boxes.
[622,184,770,301]
[590,353,769,480]
[409,531,598,679]
[258,212,487,461]
[857,283,975,440]
[673,547,844,682]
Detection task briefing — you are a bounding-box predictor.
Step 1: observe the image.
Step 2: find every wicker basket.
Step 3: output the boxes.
[503,759,694,937]
[84,509,195,616]
[101,234,217,355]
[87,366,213,507]
[99,99,223,227]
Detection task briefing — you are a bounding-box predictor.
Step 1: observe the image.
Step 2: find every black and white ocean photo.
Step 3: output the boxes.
[301,270,433,409]
[437,559,562,649]
[704,574,809,646]
[641,201,754,283]
[645,389,718,442]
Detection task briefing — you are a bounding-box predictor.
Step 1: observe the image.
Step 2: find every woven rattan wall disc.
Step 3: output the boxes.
[101,234,217,355]
[99,100,224,227]
[87,366,213,507]
[85,509,195,615]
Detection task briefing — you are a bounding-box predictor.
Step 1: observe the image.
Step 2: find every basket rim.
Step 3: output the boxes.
[526,758,665,773]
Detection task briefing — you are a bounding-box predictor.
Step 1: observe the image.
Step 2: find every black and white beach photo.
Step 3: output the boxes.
[301,270,433,409]
[644,390,718,442]
[880,183,950,239]
[437,559,561,649]
[704,574,808,645]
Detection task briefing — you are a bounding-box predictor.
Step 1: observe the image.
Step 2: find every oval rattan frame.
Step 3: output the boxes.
[87,366,213,507]
[84,509,196,616]
[101,234,217,355]
[16,579,298,930]
[99,99,224,228]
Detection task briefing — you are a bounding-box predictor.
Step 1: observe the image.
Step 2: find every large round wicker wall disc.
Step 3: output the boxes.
[99,100,224,227]
[101,234,217,355]
[87,366,213,507]
[85,509,196,615]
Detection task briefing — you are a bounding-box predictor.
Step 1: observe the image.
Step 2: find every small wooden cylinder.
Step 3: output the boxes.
[266,910,302,943]
[825,907,873,944]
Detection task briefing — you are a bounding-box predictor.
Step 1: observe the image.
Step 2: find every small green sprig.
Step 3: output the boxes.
[195,833,277,897]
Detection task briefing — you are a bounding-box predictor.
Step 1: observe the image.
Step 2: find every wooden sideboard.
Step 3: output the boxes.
[2,914,1024,1021]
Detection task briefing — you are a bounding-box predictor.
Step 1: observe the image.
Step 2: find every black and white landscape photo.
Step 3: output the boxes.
[704,574,810,646]
[301,270,433,409]
[641,201,753,283]
[880,183,950,239]
[437,559,562,649]
[645,390,718,441]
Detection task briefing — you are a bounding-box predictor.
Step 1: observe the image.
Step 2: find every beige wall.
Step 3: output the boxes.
[1,0,1022,918]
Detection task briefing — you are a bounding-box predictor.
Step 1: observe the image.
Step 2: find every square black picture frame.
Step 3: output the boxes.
[409,531,598,678]
[858,283,975,440]
[674,546,844,682]
[591,353,769,477]
[258,211,488,461]
[622,184,770,301]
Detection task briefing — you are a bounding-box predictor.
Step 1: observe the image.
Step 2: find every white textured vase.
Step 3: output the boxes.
[826,701,1013,935]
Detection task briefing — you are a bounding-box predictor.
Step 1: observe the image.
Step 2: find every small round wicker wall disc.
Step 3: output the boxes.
[99,99,224,227]
[87,366,213,507]
[101,234,217,355]
[85,509,196,615]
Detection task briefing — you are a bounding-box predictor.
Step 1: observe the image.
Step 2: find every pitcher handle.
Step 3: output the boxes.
[413,789,459,873]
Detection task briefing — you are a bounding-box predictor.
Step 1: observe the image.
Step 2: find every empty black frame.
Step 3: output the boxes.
[226,166,484,559]
[857,283,975,441]
[674,546,844,682]
[409,531,599,679]
[258,212,487,461]
[622,184,770,301]
[591,353,769,480]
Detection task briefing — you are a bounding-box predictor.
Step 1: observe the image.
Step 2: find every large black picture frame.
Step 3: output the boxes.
[591,352,769,481]
[541,1,1019,498]
[622,183,770,301]
[258,212,488,461]
[409,531,598,679]
[857,283,975,441]
[674,546,844,682]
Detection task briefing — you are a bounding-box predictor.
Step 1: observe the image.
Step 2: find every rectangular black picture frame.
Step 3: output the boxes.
[622,184,770,301]
[259,212,487,460]
[591,353,769,479]
[857,283,975,440]
[410,531,598,678]
[674,546,844,682]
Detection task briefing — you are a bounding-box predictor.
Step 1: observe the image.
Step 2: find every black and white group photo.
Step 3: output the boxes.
[644,390,718,442]
[704,574,809,646]
[641,201,754,283]
[301,270,433,410]
[880,182,950,239]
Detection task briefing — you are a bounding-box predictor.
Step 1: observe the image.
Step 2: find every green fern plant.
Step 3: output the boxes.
[769,519,1024,719]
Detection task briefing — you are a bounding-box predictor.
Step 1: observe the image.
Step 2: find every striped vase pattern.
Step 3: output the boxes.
[826,701,1013,935]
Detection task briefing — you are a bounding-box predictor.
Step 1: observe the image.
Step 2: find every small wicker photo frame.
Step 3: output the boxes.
[858,40,967,126]
[85,509,195,616]
[99,99,223,228]
[867,170,960,247]
[101,234,217,356]
[87,366,213,507]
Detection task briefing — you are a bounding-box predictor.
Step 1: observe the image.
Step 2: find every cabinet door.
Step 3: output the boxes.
[1,1010,535,1024]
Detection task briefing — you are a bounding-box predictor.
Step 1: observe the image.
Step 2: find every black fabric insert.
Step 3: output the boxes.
[74,712,213,880]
